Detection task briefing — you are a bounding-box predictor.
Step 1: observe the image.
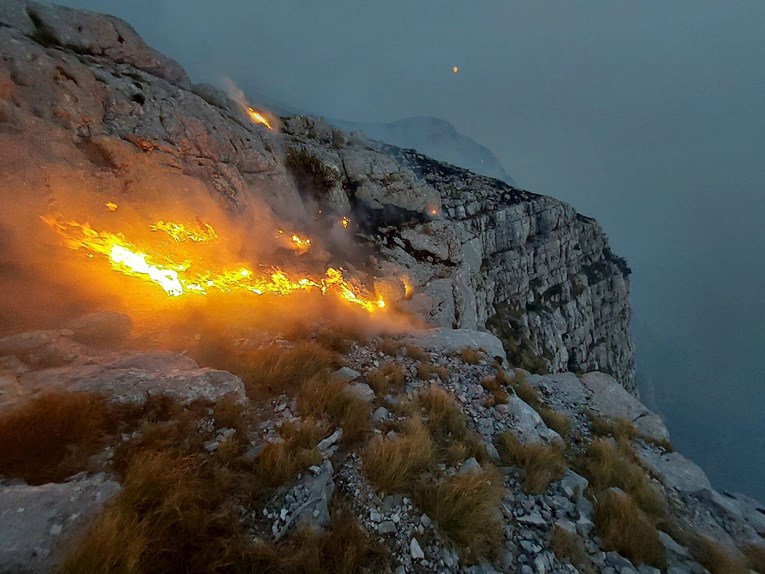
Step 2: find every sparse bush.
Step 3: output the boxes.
[594,489,666,568]
[459,347,483,365]
[496,432,566,494]
[405,343,429,362]
[549,526,595,573]
[579,439,664,518]
[415,465,505,562]
[0,391,112,484]
[363,416,434,491]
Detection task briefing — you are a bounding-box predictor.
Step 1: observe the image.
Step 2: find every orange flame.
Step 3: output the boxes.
[246,106,273,130]
[42,216,384,312]
[341,216,350,229]
[277,229,312,254]
[105,202,119,212]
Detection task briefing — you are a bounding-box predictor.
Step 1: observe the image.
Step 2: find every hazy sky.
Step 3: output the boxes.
[58,0,765,500]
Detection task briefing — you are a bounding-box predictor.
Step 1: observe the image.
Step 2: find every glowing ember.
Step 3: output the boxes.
[42,216,384,312]
[453,66,459,73]
[151,219,219,243]
[277,229,312,254]
[246,106,273,130]
[105,202,119,212]
[341,216,350,229]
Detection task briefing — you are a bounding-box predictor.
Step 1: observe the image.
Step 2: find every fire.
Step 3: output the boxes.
[246,106,273,130]
[42,216,385,312]
[277,229,311,254]
[152,219,219,243]
[341,216,350,229]
[105,202,119,212]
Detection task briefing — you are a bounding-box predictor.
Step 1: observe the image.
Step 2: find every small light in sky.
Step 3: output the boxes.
[453,65,459,73]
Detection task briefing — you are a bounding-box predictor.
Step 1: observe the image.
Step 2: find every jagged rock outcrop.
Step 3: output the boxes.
[283,119,635,391]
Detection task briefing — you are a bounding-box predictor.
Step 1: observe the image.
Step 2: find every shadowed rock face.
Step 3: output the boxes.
[0,0,633,391]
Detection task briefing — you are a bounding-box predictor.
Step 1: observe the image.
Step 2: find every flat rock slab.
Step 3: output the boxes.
[498,396,561,445]
[17,350,246,407]
[581,372,669,442]
[637,447,712,494]
[404,328,507,364]
[0,474,120,573]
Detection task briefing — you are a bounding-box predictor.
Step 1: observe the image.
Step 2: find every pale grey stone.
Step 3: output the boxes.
[331,367,361,384]
[410,537,425,560]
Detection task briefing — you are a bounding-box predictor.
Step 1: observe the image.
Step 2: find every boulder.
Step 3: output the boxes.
[404,328,507,364]
[0,473,120,573]
[581,372,669,442]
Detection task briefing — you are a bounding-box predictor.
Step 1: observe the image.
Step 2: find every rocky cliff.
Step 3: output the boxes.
[0,0,634,391]
[0,3,764,574]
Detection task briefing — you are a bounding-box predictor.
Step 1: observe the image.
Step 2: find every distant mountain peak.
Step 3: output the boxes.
[330,115,515,185]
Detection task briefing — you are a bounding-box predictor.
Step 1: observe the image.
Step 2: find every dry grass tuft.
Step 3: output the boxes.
[414,465,505,562]
[742,543,765,573]
[588,412,674,451]
[594,489,666,568]
[202,341,340,398]
[61,450,247,574]
[683,537,749,574]
[496,432,566,494]
[480,375,509,404]
[540,408,572,438]
[297,373,370,446]
[0,391,112,484]
[417,385,487,463]
[459,347,483,365]
[434,365,450,382]
[246,503,388,572]
[365,362,406,396]
[549,526,595,573]
[380,337,403,356]
[362,416,434,491]
[579,439,664,518]
[405,343,430,362]
[416,362,433,380]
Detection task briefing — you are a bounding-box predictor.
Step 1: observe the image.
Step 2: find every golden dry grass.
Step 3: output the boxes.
[686,537,750,574]
[480,375,509,405]
[549,526,595,573]
[61,450,247,574]
[540,408,572,438]
[416,385,487,463]
[0,391,112,484]
[742,543,765,573]
[414,465,505,562]
[594,489,665,568]
[588,412,673,451]
[459,347,483,365]
[246,503,388,573]
[297,374,370,446]
[416,362,433,380]
[496,432,566,494]
[433,365,450,382]
[362,416,434,491]
[405,343,430,362]
[201,341,340,398]
[579,439,665,518]
[379,337,403,357]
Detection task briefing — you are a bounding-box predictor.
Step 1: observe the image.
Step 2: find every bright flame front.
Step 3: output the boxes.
[43,216,385,313]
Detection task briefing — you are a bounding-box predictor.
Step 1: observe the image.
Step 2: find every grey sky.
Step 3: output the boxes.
[58,0,765,500]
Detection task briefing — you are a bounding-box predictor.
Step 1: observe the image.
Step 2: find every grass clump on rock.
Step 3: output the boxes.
[496,432,566,494]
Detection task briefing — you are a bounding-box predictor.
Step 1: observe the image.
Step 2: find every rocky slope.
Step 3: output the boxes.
[2,3,762,574]
[0,0,633,391]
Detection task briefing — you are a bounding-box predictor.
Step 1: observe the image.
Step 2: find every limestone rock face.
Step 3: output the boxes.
[0,473,121,574]
[0,0,634,393]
